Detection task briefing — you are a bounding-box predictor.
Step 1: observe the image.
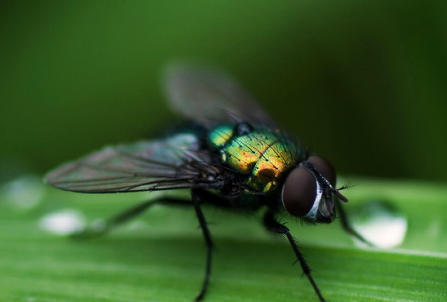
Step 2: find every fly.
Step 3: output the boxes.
[45,63,369,302]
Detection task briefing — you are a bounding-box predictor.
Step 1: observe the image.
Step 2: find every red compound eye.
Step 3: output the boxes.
[307,156,336,187]
[281,166,316,217]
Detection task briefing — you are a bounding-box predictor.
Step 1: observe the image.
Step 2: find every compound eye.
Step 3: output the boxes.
[281,167,316,217]
[308,156,336,187]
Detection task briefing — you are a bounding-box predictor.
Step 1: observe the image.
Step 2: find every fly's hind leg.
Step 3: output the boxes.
[263,210,326,302]
[71,197,193,240]
[72,188,216,302]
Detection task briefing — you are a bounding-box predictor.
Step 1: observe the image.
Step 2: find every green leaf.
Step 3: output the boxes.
[0,176,446,302]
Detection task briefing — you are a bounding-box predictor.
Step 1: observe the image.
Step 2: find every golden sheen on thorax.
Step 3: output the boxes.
[209,125,299,193]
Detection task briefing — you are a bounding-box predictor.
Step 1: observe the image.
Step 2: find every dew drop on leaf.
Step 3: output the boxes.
[351,200,407,248]
[39,209,86,235]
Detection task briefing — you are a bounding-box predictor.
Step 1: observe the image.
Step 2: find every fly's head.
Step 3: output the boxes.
[281,156,348,224]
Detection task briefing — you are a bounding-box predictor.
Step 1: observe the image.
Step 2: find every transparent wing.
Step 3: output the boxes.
[45,133,219,193]
[164,63,278,128]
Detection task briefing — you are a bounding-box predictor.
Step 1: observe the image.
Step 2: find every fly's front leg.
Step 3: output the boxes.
[263,211,326,302]
[192,189,215,302]
[335,199,373,246]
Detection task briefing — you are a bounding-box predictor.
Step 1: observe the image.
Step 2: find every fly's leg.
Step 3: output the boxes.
[263,211,326,302]
[192,189,215,302]
[71,197,193,240]
[335,199,373,246]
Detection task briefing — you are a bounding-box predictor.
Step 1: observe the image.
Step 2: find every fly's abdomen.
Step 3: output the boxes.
[209,125,299,194]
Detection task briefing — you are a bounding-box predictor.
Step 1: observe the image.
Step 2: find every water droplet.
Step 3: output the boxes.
[351,200,407,248]
[39,209,86,235]
[1,174,45,210]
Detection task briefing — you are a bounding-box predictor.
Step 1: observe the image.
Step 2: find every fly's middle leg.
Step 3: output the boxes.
[191,189,215,302]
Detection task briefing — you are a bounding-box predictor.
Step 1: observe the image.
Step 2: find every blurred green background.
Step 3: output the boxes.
[2,2,447,301]
[1,0,447,181]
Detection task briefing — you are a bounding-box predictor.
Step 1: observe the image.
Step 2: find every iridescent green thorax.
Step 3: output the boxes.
[209,125,301,194]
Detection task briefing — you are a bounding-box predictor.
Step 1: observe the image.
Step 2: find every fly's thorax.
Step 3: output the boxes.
[209,124,300,194]
[246,139,298,193]
[208,125,234,149]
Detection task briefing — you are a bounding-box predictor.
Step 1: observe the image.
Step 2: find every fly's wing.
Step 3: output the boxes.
[164,63,278,128]
[45,133,219,193]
